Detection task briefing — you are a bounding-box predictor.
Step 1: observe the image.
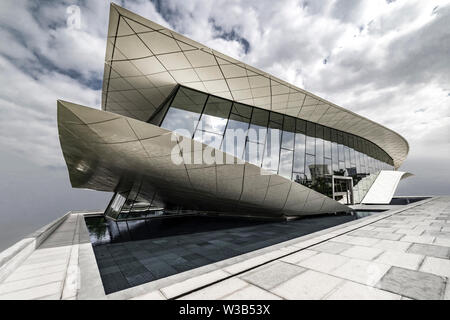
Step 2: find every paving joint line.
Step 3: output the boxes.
[169,197,437,300]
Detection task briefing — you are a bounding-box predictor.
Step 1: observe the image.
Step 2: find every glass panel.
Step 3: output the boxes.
[305,122,315,155]
[282,130,295,151]
[324,127,331,142]
[279,149,293,179]
[171,86,208,111]
[128,195,151,218]
[325,158,332,176]
[293,132,306,173]
[293,172,306,184]
[315,126,324,173]
[339,161,346,175]
[245,141,264,167]
[121,186,140,217]
[248,109,269,144]
[324,139,332,160]
[105,192,127,220]
[198,96,231,134]
[322,171,333,197]
[364,153,369,174]
[305,154,315,183]
[270,112,283,125]
[360,152,366,175]
[250,108,269,127]
[332,141,339,173]
[306,135,315,155]
[281,116,295,150]
[355,150,361,174]
[338,133,345,162]
[221,113,250,158]
[345,146,351,169]
[160,87,207,137]
[349,137,356,166]
[262,127,281,171]
[193,130,223,149]
[231,103,252,119]
[296,118,306,133]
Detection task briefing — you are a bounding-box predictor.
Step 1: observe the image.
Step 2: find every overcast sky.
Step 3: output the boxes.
[0,0,449,249]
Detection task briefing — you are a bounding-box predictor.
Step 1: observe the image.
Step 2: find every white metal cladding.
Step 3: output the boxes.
[58,100,350,217]
[102,3,409,169]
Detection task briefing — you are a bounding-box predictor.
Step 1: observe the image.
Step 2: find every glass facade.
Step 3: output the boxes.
[151,85,395,199]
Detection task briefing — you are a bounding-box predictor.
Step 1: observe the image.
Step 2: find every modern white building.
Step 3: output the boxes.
[58,4,410,220]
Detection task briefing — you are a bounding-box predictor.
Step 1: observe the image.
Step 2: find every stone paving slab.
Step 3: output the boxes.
[240,261,306,290]
[173,197,450,300]
[377,267,446,300]
[325,280,402,300]
[1,196,449,300]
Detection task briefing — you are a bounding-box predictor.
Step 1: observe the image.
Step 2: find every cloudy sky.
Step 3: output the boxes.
[0,0,449,249]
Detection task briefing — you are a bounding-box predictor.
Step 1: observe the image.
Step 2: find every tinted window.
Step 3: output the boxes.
[160,87,207,137]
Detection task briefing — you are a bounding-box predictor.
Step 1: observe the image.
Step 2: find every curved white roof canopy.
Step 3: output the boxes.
[102,3,409,169]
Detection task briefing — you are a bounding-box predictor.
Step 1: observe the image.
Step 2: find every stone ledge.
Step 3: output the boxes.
[0,212,72,283]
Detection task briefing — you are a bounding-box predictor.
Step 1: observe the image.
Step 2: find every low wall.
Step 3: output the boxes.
[0,212,71,283]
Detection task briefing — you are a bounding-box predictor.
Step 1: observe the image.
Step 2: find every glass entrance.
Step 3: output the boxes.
[332,176,354,205]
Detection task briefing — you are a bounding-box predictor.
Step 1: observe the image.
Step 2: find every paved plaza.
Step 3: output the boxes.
[0,197,449,300]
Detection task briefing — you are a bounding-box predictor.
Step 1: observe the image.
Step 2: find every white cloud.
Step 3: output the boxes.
[0,0,449,194]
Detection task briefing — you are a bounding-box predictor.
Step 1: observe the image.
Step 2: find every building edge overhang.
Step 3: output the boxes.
[102,3,409,169]
[57,99,351,217]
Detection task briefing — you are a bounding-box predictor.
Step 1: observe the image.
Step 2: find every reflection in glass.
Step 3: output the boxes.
[193,130,223,149]
[305,135,315,155]
[339,161,346,175]
[324,127,332,159]
[171,86,208,111]
[127,195,151,218]
[355,150,361,174]
[325,158,332,176]
[222,114,250,158]
[282,116,295,150]
[315,134,324,168]
[305,123,315,155]
[262,127,281,171]
[332,141,339,173]
[270,112,283,125]
[324,139,331,160]
[248,109,269,144]
[232,103,252,118]
[338,133,345,162]
[198,114,228,135]
[293,172,306,184]
[345,146,351,169]
[160,87,207,137]
[305,154,315,181]
[350,147,356,166]
[105,193,127,220]
[157,85,397,200]
[245,141,264,167]
[161,107,201,138]
[198,96,231,134]
[293,133,306,173]
[279,149,293,179]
